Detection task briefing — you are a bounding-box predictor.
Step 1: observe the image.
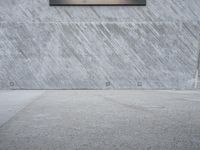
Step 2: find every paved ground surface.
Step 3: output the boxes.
[0,90,200,150]
[0,90,45,127]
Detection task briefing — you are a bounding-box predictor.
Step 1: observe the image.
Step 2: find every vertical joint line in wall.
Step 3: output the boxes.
[194,35,200,89]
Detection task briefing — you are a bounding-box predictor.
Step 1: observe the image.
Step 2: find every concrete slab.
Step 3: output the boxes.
[0,90,45,127]
[0,90,200,150]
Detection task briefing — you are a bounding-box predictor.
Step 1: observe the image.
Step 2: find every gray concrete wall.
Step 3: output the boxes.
[0,0,200,89]
[198,52,200,88]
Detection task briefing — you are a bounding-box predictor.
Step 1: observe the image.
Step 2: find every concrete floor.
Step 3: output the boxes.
[0,90,200,150]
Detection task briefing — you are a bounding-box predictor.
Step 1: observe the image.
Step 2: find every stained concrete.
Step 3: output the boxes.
[0,90,200,150]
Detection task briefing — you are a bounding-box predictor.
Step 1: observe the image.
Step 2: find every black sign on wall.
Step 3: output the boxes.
[50,0,146,6]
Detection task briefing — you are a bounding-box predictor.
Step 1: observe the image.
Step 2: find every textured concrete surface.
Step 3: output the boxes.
[0,90,200,150]
[0,91,44,127]
[0,0,200,89]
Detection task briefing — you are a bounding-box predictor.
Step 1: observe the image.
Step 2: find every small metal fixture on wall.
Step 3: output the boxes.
[50,0,146,6]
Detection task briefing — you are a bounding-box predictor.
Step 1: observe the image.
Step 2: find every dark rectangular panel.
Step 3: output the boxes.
[50,0,146,6]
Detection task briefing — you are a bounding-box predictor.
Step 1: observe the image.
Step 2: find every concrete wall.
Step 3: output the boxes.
[0,0,200,90]
[198,51,200,88]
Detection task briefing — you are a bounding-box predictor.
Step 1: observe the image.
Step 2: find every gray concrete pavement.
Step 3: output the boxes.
[0,90,200,150]
[0,90,44,127]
